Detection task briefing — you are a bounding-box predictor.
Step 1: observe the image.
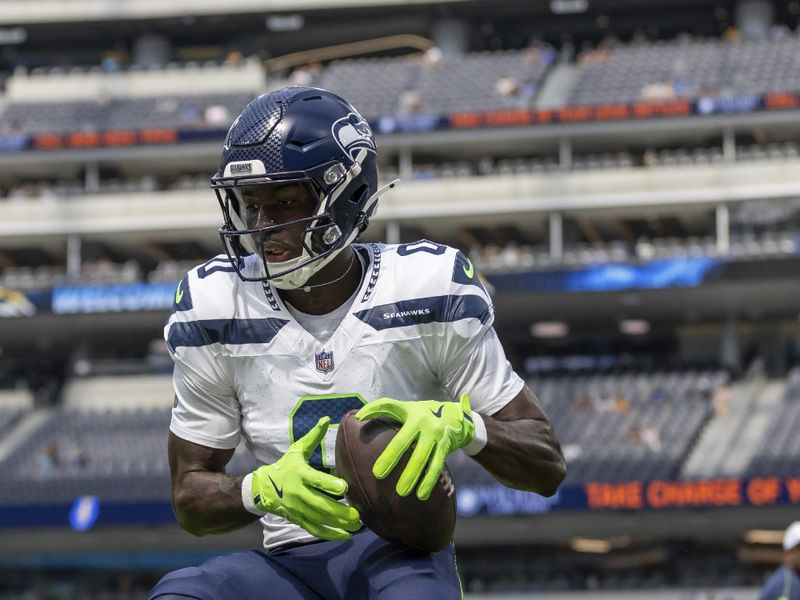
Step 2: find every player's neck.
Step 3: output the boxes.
[277,247,362,315]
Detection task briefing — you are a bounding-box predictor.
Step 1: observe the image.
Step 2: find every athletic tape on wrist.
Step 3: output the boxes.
[463,412,488,456]
[241,472,267,516]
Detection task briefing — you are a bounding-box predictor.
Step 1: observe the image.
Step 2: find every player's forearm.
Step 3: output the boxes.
[472,415,566,497]
[172,472,260,536]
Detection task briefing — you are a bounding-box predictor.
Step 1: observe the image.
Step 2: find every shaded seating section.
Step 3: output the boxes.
[449,370,727,485]
[0,407,173,504]
[317,57,421,119]
[569,35,800,106]
[3,36,800,136]
[0,400,258,506]
[2,92,254,135]
[533,370,727,483]
[413,50,551,114]
[745,367,800,477]
[317,49,553,119]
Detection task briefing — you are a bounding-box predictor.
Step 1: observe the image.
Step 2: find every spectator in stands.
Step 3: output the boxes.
[203,104,230,126]
[495,76,521,98]
[288,62,322,87]
[640,422,662,452]
[149,86,565,600]
[562,443,582,463]
[612,394,631,413]
[67,443,89,473]
[523,41,556,67]
[711,381,732,419]
[224,51,243,66]
[422,45,443,68]
[626,422,643,446]
[398,90,425,115]
[36,440,61,476]
[640,81,677,101]
[495,76,536,108]
[0,178,14,199]
[101,55,120,73]
[759,521,800,600]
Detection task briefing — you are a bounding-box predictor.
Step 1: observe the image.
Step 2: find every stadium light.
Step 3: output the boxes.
[570,538,612,553]
[265,14,304,32]
[744,529,785,545]
[550,0,589,15]
[619,319,651,335]
[530,321,569,339]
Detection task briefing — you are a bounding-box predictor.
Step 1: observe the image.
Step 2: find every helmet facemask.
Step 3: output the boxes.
[213,149,378,289]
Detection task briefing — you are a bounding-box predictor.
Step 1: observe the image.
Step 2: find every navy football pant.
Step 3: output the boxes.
[149,528,462,599]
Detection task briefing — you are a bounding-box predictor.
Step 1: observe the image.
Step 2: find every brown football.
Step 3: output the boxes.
[334,410,456,552]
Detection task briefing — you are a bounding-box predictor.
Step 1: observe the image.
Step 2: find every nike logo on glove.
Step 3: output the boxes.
[430,406,444,418]
[268,475,284,498]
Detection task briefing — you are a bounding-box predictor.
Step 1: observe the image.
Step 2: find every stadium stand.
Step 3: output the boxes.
[317,48,554,118]
[2,140,798,205]
[527,370,728,483]
[317,56,422,119]
[448,369,728,485]
[2,93,252,135]
[0,33,800,140]
[1,225,797,290]
[470,229,799,273]
[745,367,800,476]
[568,34,800,106]
[0,376,258,505]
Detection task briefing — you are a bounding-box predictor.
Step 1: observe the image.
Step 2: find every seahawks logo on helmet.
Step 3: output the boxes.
[332,112,376,161]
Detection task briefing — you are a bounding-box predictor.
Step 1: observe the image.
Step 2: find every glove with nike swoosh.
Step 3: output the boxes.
[248,416,361,541]
[355,394,476,501]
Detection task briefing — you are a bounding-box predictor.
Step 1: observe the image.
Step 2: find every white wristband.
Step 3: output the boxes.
[241,472,266,516]
[463,412,488,456]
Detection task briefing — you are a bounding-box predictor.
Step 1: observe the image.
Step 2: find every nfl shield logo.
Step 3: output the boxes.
[315,350,334,374]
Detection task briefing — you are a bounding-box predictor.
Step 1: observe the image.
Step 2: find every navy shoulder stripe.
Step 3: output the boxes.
[172,275,194,313]
[355,294,490,331]
[452,251,487,292]
[168,318,289,350]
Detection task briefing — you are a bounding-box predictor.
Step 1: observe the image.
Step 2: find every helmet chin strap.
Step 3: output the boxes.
[263,249,328,290]
[300,250,358,293]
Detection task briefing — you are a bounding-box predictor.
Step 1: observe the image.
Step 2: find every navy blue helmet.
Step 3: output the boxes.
[211,86,396,288]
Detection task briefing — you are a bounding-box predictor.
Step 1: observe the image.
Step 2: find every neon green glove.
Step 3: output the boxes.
[355,393,475,501]
[250,416,361,541]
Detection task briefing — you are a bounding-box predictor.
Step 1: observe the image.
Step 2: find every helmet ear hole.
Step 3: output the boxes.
[349,184,368,204]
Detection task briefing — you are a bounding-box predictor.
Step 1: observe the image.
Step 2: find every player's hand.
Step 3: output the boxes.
[249,416,361,541]
[355,394,475,501]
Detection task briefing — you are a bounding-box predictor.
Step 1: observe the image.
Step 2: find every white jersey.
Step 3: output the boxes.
[164,241,524,549]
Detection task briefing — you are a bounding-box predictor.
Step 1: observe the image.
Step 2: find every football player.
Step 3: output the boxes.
[149,86,566,600]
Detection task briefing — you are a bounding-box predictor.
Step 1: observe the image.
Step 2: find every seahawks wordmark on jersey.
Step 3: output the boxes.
[164,241,524,549]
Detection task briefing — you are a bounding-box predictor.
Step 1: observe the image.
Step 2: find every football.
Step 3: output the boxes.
[335,410,457,552]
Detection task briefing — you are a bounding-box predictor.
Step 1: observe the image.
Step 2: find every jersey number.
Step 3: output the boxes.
[289,394,366,469]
